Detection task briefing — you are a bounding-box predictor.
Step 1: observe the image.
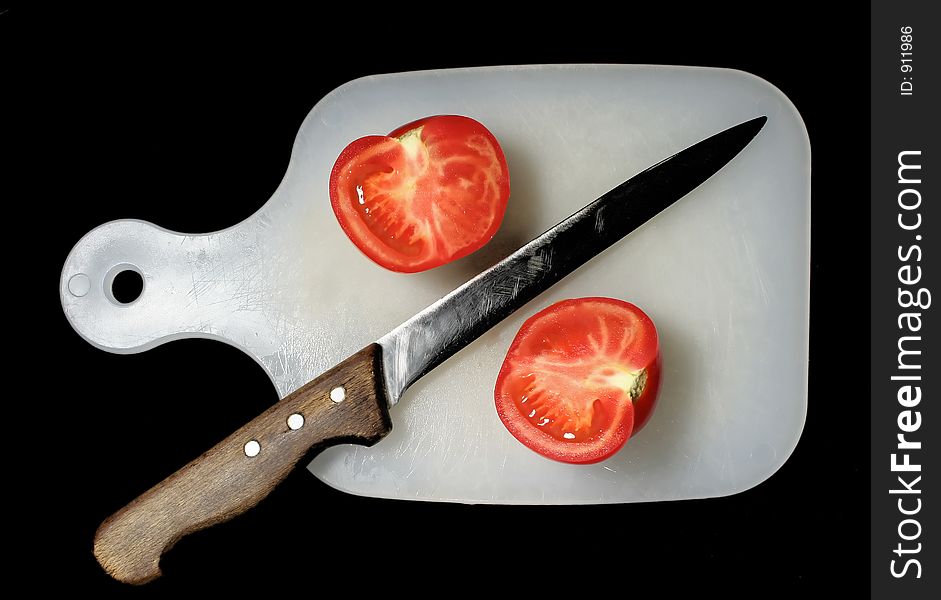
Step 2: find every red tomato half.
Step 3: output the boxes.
[495,298,661,464]
[329,115,510,272]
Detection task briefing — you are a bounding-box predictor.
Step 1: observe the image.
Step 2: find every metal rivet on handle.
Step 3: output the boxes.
[330,386,346,403]
[287,413,304,430]
[244,440,261,457]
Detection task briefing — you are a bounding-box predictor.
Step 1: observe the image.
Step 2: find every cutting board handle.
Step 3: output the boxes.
[93,343,392,585]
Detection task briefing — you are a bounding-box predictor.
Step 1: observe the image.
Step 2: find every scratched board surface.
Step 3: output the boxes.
[60,65,810,503]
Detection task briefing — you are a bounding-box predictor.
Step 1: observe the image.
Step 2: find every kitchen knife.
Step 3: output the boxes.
[93,115,767,584]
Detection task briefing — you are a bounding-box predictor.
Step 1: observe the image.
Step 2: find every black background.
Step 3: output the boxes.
[9,4,868,594]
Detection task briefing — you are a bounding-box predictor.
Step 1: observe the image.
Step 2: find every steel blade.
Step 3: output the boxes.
[378,116,767,405]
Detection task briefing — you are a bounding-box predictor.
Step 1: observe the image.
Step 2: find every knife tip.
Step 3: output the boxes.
[747,115,768,128]
[734,115,768,144]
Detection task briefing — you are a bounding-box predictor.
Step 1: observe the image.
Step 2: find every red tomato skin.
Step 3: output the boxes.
[494,298,661,464]
[329,115,510,273]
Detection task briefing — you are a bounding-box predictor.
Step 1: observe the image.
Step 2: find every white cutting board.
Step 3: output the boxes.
[60,65,810,504]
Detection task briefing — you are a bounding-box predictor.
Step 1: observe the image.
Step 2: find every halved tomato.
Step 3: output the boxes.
[495,298,661,464]
[329,115,510,272]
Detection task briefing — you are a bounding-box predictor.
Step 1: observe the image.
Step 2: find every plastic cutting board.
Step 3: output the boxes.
[60,65,810,504]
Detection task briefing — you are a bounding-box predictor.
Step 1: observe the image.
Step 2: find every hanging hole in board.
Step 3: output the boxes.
[104,264,144,305]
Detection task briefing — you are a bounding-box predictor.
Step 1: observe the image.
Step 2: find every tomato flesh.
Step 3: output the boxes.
[329,115,510,272]
[495,298,661,464]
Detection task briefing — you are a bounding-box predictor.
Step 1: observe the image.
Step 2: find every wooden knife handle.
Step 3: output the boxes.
[93,343,392,585]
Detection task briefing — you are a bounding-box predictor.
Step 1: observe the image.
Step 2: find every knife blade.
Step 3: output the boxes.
[380,116,767,404]
[93,116,766,584]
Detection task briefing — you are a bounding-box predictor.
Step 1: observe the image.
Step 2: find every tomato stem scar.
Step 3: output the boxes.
[629,369,648,402]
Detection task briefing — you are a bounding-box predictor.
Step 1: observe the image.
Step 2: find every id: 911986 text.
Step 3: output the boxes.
[899,26,913,96]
